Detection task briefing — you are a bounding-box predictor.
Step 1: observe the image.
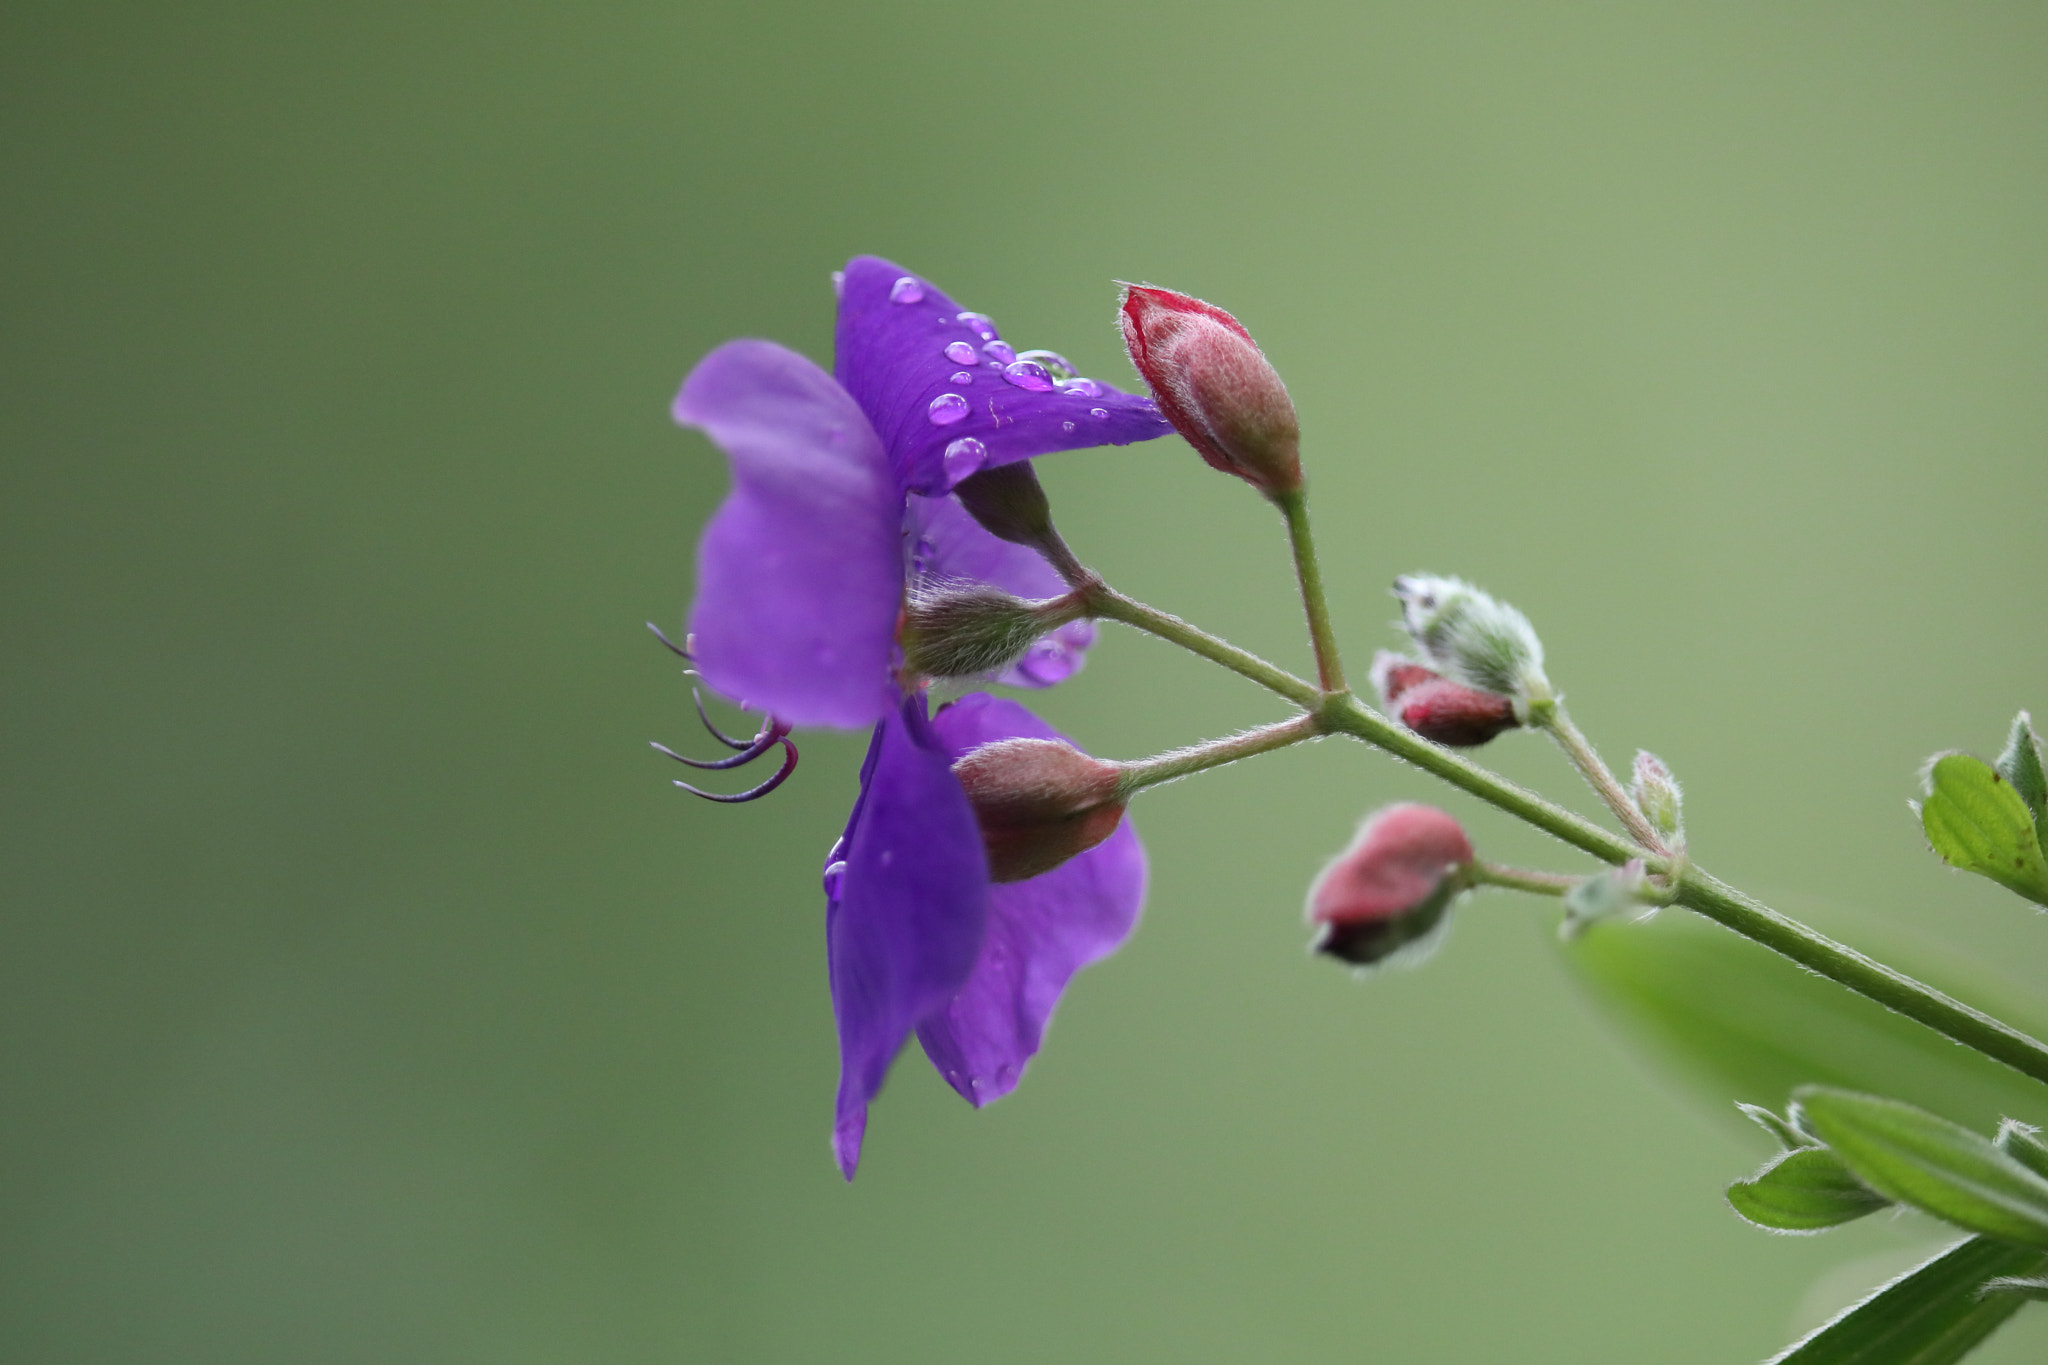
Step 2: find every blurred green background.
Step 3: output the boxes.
[5,3,2047,1361]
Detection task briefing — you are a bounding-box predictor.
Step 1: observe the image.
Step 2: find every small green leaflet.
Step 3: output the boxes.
[1994,711,2047,840]
[1919,752,2048,907]
[1765,1236,2044,1365]
[1795,1088,2048,1248]
[1726,1145,1891,1232]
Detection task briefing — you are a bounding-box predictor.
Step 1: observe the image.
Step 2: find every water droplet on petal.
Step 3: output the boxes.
[956,311,998,339]
[1016,349,1075,381]
[1060,377,1102,398]
[890,276,925,304]
[944,341,977,365]
[927,393,970,424]
[981,339,1016,365]
[822,860,847,898]
[1090,407,1109,419]
[830,270,845,298]
[1002,360,1053,392]
[1061,421,1075,433]
[950,370,974,385]
[943,436,988,481]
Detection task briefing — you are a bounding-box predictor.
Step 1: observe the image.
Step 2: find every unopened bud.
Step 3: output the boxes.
[1306,803,1473,967]
[902,582,1084,681]
[952,737,1126,883]
[1630,751,1684,844]
[1369,651,1519,747]
[1118,285,1301,499]
[1390,574,1549,704]
[951,462,1090,587]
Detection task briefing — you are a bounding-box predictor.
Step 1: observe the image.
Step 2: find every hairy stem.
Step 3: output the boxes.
[1536,705,1666,852]
[1320,693,1641,864]
[1089,591,2048,1088]
[1676,871,2048,1086]
[1274,489,1346,694]
[1469,862,1578,897]
[1115,714,1321,797]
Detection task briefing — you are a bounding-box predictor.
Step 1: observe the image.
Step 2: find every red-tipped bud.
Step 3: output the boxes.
[1118,285,1301,499]
[1369,651,1519,748]
[953,738,1126,883]
[1307,803,1474,966]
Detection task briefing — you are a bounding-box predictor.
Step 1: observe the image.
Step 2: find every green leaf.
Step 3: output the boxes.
[1767,1236,2044,1365]
[1727,1145,1891,1232]
[1995,1120,2048,1181]
[1741,1101,1813,1151]
[1796,1087,2048,1248]
[1920,752,2048,907]
[1995,711,2047,837]
[1559,914,2048,1138]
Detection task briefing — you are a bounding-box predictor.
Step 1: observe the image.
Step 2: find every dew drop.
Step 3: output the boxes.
[1061,421,1075,433]
[1090,407,1109,419]
[1060,377,1102,398]
[890,276,925,304]
[822,860,847,898]
[944,340,977,365]
[981,339,1016,365]
[1002,360,1054,392]
[927,392,970,424]
[1016,349,1075,381]
[830,270,845,299]
[956,311,997,339]
[943,436,988,481]
[950,370,974,385]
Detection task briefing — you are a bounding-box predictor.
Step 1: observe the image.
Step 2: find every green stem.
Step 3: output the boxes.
[1320,693,1641,865]
[1675,871,2048,1087]
[1115,714,1321,797]
[1086,590,2048,1089]
[1274,489,1345,693]
[1469,861,1577,897]
[1086,587,1321,710]
[1535,704,1665,853]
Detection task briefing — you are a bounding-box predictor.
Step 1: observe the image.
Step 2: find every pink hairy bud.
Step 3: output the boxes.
[1369,651,1519,748]
[952,738,1126,883]
[1118,285,1302,499]
[1307,803,1474,966]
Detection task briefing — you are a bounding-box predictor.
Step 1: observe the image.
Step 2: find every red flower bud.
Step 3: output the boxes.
[952,737,1126,883]
[1118,285,1301,499]
[1307,803,1473,966]
[1369,651,1518,748]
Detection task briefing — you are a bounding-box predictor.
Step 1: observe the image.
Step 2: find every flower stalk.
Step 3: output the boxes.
[1275,488,1346,695]
[1113,714,1322,798]
[1530,703,1669,853]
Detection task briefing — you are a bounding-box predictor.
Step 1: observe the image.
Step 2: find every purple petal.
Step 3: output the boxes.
[827,695,990,1178]
[834,256,1175,497]
[906,492,1097,688]
[916,694,1146,1107]
[674,340,903,729]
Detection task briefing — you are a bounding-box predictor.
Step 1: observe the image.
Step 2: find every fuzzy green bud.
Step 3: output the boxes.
[1630,750,1685,845]
[1390,574,1549,705]
[901,583,1085,681]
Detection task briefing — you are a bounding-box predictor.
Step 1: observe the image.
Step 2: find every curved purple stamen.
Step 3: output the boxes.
[690,688,756,751]
[646,621,692,660]
[673,732,798,803]
[650,619,800,800]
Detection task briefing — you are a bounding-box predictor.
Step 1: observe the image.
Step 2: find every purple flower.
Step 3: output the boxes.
[674,257,1170,728]
[824,693,1145,1177]
[671,257,1165,1177]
